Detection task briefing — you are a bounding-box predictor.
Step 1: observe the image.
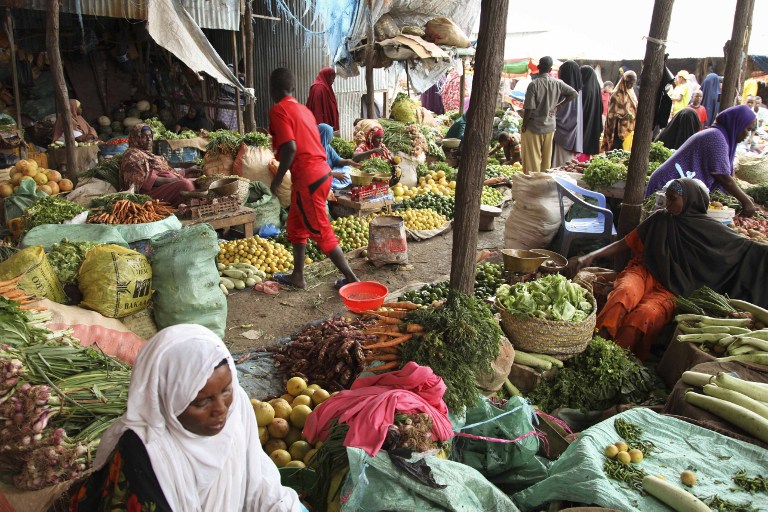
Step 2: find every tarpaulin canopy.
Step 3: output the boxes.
[148,0,253,96]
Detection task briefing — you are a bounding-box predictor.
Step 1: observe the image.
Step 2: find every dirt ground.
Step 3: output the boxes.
[223,209,508,352]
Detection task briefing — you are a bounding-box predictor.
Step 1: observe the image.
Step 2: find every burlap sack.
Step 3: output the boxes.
[477,336,515,395]
[234,144,274,181]
[203,152,235,176]
[424,17,471,48]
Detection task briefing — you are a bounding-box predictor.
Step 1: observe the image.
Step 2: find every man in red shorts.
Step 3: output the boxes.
[269,67,359,289]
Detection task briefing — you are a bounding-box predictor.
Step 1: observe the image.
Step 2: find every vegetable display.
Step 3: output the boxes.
[485,164,522,179]
[390,93,418,123]
[241,132,271,149]
[144,117,197,140]
[47,239,98,286]
[674,286,741,318]
[330,137,355,159]
[81,153,123,190]
[731,214,768,244]
[217,262,266,295]
[22,196,86,230]
[397,263,505,305]
[648,141,673,175]
[430,162,458,181]
[89,192,153,210]
[527,336,661,412]
[218,236,294,276]
[377,119,428,156]
[380,208,447,231]
[400,193,455,219]
[583,153,628,190]
[745,184,768,207]
[392,169,456,201]
[205,130,246,158]
[402,293,502,411]
[87,199,175,224]
[710,191,742,210]
[496,274,593,322]
[359,158,391,175]
[419,125,446,161]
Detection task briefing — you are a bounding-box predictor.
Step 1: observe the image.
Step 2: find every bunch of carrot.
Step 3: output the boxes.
[360,301,424,373]
[0,276,44,311]
[88,199,175,225]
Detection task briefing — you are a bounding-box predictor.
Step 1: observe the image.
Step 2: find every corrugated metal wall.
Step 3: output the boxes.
[251,0,393,139]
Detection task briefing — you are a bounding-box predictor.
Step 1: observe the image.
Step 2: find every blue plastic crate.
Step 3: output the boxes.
[156,141,201,163]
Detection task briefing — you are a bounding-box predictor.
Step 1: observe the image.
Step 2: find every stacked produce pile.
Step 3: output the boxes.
[376,119,427,157]
[81,154,122,190]
[419,125,446,161]
[496,273,593,322]
[397,262,505,304]
[251,376,331,469]
[274,216,370,265]
[392,168,456,200]
[480,186,504,207]
[330,137,354,159]
[217,262,266,296]
[144,117,199,141]
[485,163,522,179]
[1,160,73,198]
[647,141,673,175]
[205,130,271,158]
[22,196,85,230]
[0,297,130,489]
[375,208,448,231]
[582,149,630,190]
[48,239,98,287]
[400,193,455,219]
[218,236,294,277]
[87,193,175,224]
[731,214,768,244]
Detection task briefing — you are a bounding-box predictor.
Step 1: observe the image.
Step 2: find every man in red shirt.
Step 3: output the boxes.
[269,68,359,289]
[688,90,707,128]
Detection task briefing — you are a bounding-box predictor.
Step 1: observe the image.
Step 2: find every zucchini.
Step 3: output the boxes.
[735,329,768,341]
[685,390,768,443]
[513,351,553,371]
[219,283,229,295]
[713,373,768,402]
[676,333,729,343]
[220,277,235,290]
[715,354,768,365]
[674,314,752,327]
[729,336,768,352]
[245,277,256,286]
[681,371,713,388]
[641,475,710,512]
[703,384,768,420]
[728,298,768,325]
[232,279,246,290]
[221,269,248,280]
[503,378,522,397]
[525,353,564,368]
[728,345,757,356]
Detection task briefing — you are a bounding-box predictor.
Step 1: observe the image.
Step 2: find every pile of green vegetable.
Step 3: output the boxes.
[745,184,768,207]
[22,196,85,230]
[481,186,504,206]
[144,117,197,140]
[675,286,741,318]
[496,274,593,322]
[390,93,418,123]
[401,193,455,219]
[398,262,505,307]
[710,190,742,210]
[206,130,246,158]
[399,281,449,306]
[359,158,391,175]
[416,163,431,178]
[583,152,628,190]
[647,141,673,175]
[82,153,123,190]
[527,336,662,412]
[330,137,355,159]
[378,119,427,156]
[419,125,446,161]
[403,293,502,411]
[48,239,99,286]
[241,131,271,149]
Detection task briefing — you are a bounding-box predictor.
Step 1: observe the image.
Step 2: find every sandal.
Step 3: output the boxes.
[334,278,350,291]
[273,273,298,287]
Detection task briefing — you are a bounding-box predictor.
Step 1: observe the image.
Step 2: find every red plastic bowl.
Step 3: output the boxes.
[339,281,388,313]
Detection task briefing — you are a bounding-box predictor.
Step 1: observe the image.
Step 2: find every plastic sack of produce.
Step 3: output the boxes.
[20,224,129,251]
[341,447,520,511]
[0,245,65,302]
[504,173,572,250]
[233,143,274,181]
[149,224,226,337]
[454,396,548,491]
[244,180,282,231]
[3,179,44,225]
[65,177,117,207]
[368,215,408,267]
[424,17,471,48]
[78,244,153,318]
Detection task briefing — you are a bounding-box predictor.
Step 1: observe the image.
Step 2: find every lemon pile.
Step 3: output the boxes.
[332,216,369,252]
[218,236,294,276]
[382,207,448,230]
[251,376,333,469]
[391,170,456,201]
[481,186,504,206]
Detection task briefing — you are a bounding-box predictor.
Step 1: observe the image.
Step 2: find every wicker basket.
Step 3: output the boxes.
[197,174,249,203]
[495,293,597,357]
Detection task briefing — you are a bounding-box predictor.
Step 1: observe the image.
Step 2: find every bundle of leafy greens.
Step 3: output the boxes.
[144,117,197,140]
[81,154,123,190]
[241,132,271,149]
[22,197,86,230]
[419,126,446,161]
[403,293,502,412]
[527,336,663,412]
[391,93,418,123]
[583,156,628,190]
[360,158,391,175]
[746,184,768,207]
[496,274,593,322]
[47,239,99,286]
[330,137,355,159]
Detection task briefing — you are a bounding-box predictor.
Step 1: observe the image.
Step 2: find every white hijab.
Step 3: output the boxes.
[95,324,300,512]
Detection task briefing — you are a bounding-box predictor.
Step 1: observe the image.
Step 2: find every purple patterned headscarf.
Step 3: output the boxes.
[712,104,756,163]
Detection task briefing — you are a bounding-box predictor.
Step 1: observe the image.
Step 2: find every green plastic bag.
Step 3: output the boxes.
[149,224,226,337]
[3,179,45,223]
[21,224,129,251]
[453,396,549,491]
[245,181,282,231]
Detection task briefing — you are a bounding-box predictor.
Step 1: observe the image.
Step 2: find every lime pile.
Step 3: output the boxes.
[481,186,504,206]
[401,193,455,219]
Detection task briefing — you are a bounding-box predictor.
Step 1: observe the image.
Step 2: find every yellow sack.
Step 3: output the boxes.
[0,245,65,303]
[622,131,634,151]
[78,244,152,318]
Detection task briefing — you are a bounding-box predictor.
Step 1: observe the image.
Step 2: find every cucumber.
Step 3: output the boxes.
[728,298,768,325]
[220,277,235,290]
[217,263,226,271]
[232,279,246,290]
[525,353,564,368]
[641,475,709,512]
[231,262,260,274]
[219,283,229,295]
[685,390,768,443]
[674,314,752,327]
[681,371,714,388]
[221,269,248,280]
[251,276,263,284]
[245,277,256,286]
[513,351,552,371]
[676,333,730,343]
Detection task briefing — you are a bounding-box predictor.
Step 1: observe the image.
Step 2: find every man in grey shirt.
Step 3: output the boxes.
[521,56,579,174]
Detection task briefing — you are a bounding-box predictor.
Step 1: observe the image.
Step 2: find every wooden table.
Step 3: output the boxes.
[180,206,256,238]
[333,196,393,217]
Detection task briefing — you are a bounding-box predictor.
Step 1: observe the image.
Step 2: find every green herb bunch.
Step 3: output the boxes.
[48,239,99,286]
[330,137,355,159]
[22,196,85,230]
[583,156,628,190]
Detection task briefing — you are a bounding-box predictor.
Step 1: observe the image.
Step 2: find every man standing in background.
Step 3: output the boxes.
[520,56,578,174]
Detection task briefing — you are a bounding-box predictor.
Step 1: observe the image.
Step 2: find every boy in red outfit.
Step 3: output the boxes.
[268,68,359,289]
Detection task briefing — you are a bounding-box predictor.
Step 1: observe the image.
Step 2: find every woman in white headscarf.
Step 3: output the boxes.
[70,324,302,511]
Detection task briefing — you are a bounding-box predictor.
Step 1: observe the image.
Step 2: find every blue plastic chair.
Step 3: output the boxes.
[552,175,617,258]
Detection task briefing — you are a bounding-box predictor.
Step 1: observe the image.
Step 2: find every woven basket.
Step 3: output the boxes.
[496,293,597,357]
[735,153,768,185]
[197,174,249,203]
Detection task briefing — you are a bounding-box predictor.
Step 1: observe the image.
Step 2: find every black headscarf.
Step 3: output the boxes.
[580,65,602,155]
[638,178,768,306]
[558,61,582,92]
[656,108,701,150]
[177,103,213,131]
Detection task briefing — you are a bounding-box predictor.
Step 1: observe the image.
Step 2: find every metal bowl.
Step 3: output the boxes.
[442,138,461,149]
[501,249,550,273]
[531,249,568,273]
[207,177,239,197]
[349,171,375,186]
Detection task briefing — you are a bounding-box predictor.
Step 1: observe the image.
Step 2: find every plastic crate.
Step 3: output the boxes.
[156,141,202,163]
[350,182,389,202]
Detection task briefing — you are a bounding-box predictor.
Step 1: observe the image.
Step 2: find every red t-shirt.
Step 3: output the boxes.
[269,96,330,186]
[689,105,708,128]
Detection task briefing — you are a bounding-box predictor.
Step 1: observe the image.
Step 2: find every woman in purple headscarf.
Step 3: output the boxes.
[645,105,757,216]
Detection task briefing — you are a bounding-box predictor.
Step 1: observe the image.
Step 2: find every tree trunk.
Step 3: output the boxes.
[231,30,244,134]
[721,0,755,110]
[244,1,256,131]
[616,0,675,240]
[449,0,508,295]
[5,8,26,159]
[47,0,76,182]
[365,1,375,118]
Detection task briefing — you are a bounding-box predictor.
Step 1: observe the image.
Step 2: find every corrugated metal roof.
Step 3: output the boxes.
[0,0,240,30]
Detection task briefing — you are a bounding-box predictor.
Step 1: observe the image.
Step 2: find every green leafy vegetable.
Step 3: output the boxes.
[391,93,418,123]
[330,137,355,159]
[496,274,593,322]
[206,130,245,158]
[419,126,446,161]
[528,336,663,412]
[583,155,628,190]
[241,131,271,149]
[745,184,768,207]
[360,158,391,175]
[82,154,123,190]
[648,141,673,166]
[22,197,86,230]
[47,239,99,286]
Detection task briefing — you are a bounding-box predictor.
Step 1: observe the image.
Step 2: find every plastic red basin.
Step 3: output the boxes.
[339,281,388,313]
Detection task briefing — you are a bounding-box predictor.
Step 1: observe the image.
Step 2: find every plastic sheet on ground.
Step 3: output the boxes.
[232,349,285,400]
[406,219,453,241]
[513,408,768,512]
[341,446,520,511]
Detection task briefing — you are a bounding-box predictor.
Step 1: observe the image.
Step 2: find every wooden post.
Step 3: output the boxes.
[231,30,244,134]
[449,0,508,295]
[404,60,411,95]
[459,59,466,115]
[721,0,755,109]
[365,0,375,118]
[244,2,256,131]
[47,0,76,181]
[616,0,675,240]
[5,8,25,159]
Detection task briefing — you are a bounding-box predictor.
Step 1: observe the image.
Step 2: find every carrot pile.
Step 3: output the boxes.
[87,199,176,225]
[0,276,45,311]
[360,301,424,373]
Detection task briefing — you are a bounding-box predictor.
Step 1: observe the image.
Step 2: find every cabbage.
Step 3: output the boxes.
[496,274,593,322]
[391,93,418,123]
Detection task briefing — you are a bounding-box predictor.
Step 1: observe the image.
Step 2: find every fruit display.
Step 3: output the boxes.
[218,236,294,276]
[731,214,768,244]
[1,160,72,197]
[274,233,324,264]
[400,193,455,220]
[383,208,448,231]
[399,281,450,305]
[391,170,456,201]
[474,263,505,301]
[217,262,266,295]
[331,216,369,252]
[480,186,504,207]
[251,376,332,469]
[485,163,522,179]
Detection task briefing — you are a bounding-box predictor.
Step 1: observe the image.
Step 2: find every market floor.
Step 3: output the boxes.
[223,210,508,352]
